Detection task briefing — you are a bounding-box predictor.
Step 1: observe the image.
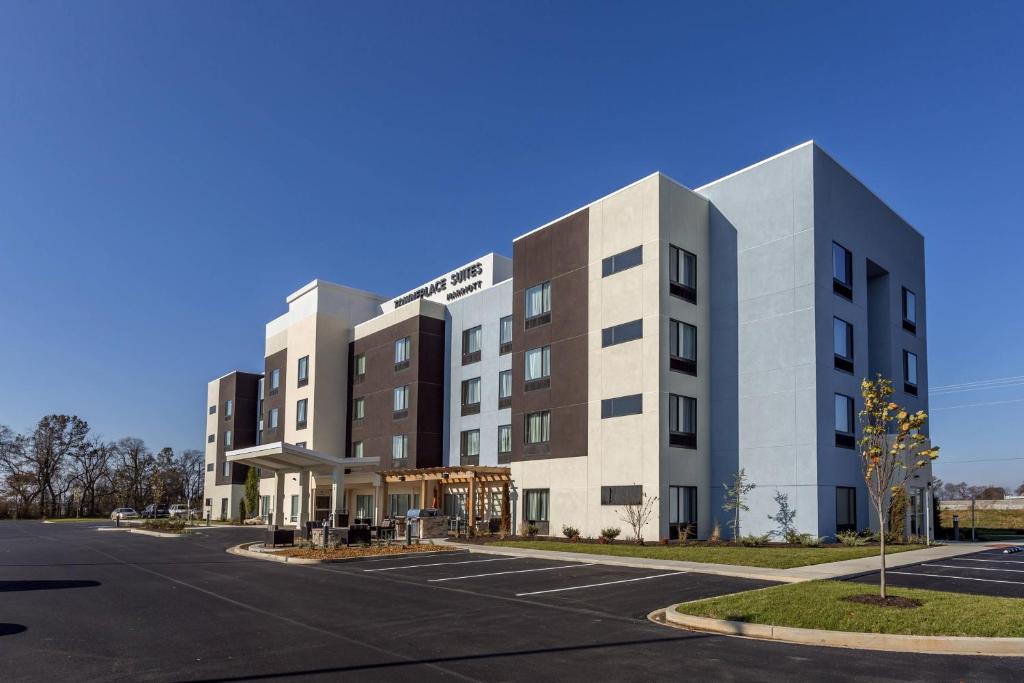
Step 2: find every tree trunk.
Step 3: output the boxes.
[878,503,887,599]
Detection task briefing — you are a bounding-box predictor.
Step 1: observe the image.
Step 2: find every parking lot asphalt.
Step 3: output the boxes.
[849,546,1024,598]
[1,521,1020,682]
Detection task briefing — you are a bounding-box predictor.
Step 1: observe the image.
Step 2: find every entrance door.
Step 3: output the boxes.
[314,493,331,522]
[909,488,925,537]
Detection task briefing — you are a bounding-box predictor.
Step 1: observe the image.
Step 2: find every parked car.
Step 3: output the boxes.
[110,507,139,520]
[168,504,193,519]
[141,504,169,518]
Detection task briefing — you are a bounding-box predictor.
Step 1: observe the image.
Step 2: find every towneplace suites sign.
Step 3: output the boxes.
[392,261,485,309]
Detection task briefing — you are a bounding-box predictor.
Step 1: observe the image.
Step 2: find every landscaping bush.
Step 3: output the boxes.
[525,524,539,538]
[562,525,581,541]
[799,534,824,547]
[739,533,771,547]
[599,527,621,544]
[835,529,867,547]
[141,518,189,533]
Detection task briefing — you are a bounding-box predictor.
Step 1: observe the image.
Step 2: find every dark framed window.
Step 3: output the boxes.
[832,241,853,299]
[669,485,698,540]
[525,281,551,328]
[393,386,409,417]
[270,368,280,395]
[497,424,512,455]
[224,430,232,448]
[525,411,550,444]
[352,397,365,420]
[601,485,642,505]
[834,393,855,449]
[462,326,482,365]
[208,405,216,415]
[392,434,408,461]
[601,319,643,347]
[206,463,214,472]
[499,315,513,355]
[207,434,215,443]
[297,356,309,386]
[269,407,279,430]
[601,394,642,419]
[460,429,480,465]
[294,441,306,449]
[354,353,366,378]
[669,319,697,375]
[836,486,857,532]
[394,337,411,370]
[669,394,696,449]
[833,317,854,373]
[524,489,550,522]
[498,370,512,409]
[525,345,551,391]
[296,398,308,430]
[903,350,918,396]
[602,245,643,277]
[902,287,917,334]
[461,378,481,415]
[224,399,233,420]
[669,245,697,303]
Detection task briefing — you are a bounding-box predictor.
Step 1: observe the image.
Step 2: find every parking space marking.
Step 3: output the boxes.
[888,571,1024,586]
[947,557,1024,565]
[363,557,523,572]
[427,563,594,583]
[921,563,1024,574]
[515,572,685,597]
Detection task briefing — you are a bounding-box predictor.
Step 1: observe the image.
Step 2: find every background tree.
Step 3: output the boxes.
[113,437,154,510]
[244,466,260,519]
[28,415,90,517]
[857,375,939,599]
[179,449,205,516]
[617,490,658,545]
[978,486,1005,500]
[1017,482,1024,497]
[69,438,113,517]
[0,425,35,517]
[723,469,756,539]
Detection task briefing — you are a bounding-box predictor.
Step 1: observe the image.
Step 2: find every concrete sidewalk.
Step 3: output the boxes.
[444,540,994,583]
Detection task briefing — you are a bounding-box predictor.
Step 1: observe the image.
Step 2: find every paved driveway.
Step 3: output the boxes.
[1,521,1019,681]
[849,546,1024,598]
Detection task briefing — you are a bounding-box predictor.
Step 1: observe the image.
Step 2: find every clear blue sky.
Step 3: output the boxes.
[1,2,1021,488]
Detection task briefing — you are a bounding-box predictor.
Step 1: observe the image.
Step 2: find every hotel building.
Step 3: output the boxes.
[205,141,934,541]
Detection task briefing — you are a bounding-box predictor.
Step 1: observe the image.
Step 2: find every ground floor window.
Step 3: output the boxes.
[289,495,299,522]
[220,498,227,520]
[524,489,549,522]
[669,486,697,540]
[260,495,270,519]
[836,486,856,533]
[909,488,926,537]
[355,494,374,523]
[389,493,420,518]
[489,491,503,518]
[443,493,467,520]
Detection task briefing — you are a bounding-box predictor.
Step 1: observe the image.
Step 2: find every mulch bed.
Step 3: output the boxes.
[841,594,922,609]
[277,544,457,560]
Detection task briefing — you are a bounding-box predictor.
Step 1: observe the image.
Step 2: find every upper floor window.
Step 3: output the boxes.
[269,407,279,430]
[296,398,308,429]
[461,378,481,416]
[270,368,281,395]
[392,434,408,461]
[207,462,214,472]
[832,242,853,299]
[601,245,643,277]
[352,397,365,420]
[498,370,512,405]
[222,461,231,477]
[669,319,697,375]
[834,393,855,449]
[460,429,480,462]
[354,353,366,377]
[902,288,917,334]
[209,404,216,415]
[668,394,696,449]
[352,440,364,458]
[903,350,919,396]
[525,346,551,387]
[208,433,215,443]
[462,326,482,364]
[297,356,309,386]
[669,245,696,303]
[499,315,513,354]
[498,424,512,454]
[833,317,854,373]
[224,430,232,448]
[601,394,642,419]
[601,319,643,347]
[394,337,411,369]
[525,411,551,444]
[525,282,552,327]
[224,399,233,419]
[393,385,409,413]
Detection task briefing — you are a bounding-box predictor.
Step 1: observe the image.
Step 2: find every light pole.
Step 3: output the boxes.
[509,484,519,537]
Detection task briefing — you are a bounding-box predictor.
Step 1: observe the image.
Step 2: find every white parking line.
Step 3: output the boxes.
[888,571,1024,586]
[515,572,685,596]
[428,563,594,582]
[922,563,1024,574]
[947,558,1024,565]
[363,557,523,572]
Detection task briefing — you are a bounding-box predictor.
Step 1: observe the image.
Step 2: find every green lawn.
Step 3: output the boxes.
[488,540,927,569]
[675,580,1024,637]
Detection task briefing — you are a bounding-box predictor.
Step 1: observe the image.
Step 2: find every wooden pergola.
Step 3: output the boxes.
[377,465,512,532]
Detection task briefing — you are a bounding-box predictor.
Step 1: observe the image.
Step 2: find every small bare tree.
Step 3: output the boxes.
[722,469,756,539]
[858,375,939,599]
[617,489,658,545]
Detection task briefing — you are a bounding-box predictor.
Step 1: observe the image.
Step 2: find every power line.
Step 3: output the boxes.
[935,457,1024,464]
[930,397,1024,411]
[931,374,1024,392]
[931,379,1024,396]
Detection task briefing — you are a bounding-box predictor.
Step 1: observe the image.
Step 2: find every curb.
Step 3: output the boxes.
[227,542,461,565]
[97,527,189,538]
[658,607,1024,656]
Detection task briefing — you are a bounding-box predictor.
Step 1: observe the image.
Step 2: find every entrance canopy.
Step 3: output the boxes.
[226,441,379,475]
[377,465,512,484]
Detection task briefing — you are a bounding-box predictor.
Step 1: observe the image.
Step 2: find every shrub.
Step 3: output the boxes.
[525,524,539,538]
[783,529,804,545]
[599,527,621,543]
[835,529,867,546]
[739,533,771,547]
[888,486,908,538]
[799,534,823,547]
[141,518,189,533]
[562,525,581,541]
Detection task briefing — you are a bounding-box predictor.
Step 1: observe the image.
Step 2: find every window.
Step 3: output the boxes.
[602,245,643,277]
[902,287,917,334]
[669,485,698,540]
[224,430,232,448]
[525,411,551,444]
[836,486,857,532]
[269,407,279,430]
[601,394,643,418]
[498,424,512,454]
[297,355,309,386]
[499,315,513,354]
[222,461,231,477]
[295,441,306,449]
[524,489,549,522]
[270,368,280,395]
[669,245,697,303]
[392,434,408,461]
[669,394,696,449]
[525,281,552,327]
[208,405,216,415]
[207,434,215,443]
[220,498,228,519]
[462,326,482,364]
[353,397,365,420]
[205,497,212,507]
[832,241,853,299]
[833,317,854,372]
[296,398,308,429]
[903,350,919,396]
[224,399,233,419]
[601,319,643,347]
[206,462,214,472]
[669,319,697,375]
[443,492,467,520]
[290,495,299,522]
[355,494,374,522]
[388,493,420,518]
[260,495,270,518]
[461,378,481,415]
[352,441,363,458]
[393,386,409,413]
[601,485,642,505]
[525,345,551,388]
[460,429,480,465]
[394,336,411,369]
[354,353,366,377]
[498,370,512,408]
[834,393,855,448]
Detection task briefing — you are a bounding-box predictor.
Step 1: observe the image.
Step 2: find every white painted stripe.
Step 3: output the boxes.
[922,563,1024,574]
[945,557,1024,565]
[363,557,523,572]
[429,563,594,582]
[888,571,1024,586]
[515,572,685,596]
